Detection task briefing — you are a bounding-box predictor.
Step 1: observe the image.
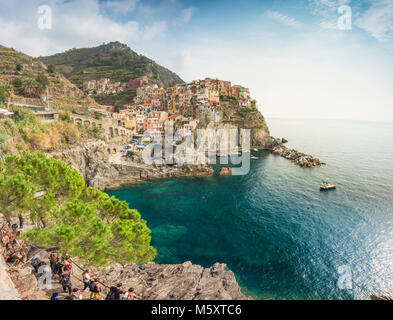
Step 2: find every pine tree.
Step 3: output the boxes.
[0,151,156,266]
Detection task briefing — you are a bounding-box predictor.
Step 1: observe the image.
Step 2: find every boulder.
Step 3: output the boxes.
[218,167,231,176]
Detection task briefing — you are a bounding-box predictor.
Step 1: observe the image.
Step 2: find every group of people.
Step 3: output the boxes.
[1,218,27,266]
[44,252,138,301]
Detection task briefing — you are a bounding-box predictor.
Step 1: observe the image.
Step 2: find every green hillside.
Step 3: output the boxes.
[0,44,100,111]
[40,42,185,89]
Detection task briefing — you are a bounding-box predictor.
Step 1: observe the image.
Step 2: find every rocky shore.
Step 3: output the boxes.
[1,230,248,300]
[268,138,325,168]
[272,144,325,167]
[95,261,248,300]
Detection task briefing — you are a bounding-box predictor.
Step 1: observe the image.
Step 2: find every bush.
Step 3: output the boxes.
[36,73,49,87]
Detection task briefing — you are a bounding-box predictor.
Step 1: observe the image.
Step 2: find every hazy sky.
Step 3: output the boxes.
[0,0,393,122]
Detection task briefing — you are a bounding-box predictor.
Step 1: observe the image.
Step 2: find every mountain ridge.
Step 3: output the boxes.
[39,41,184,93]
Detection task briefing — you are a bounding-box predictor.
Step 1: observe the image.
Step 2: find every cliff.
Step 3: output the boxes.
[196,99,273,149]
[9,245,247,300]
[50,141,214,190]
[0,216,47,300]
[0,256,20,300]
[96,261,248,300]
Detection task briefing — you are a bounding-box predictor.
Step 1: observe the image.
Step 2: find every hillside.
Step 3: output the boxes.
[40,41,184,94]
[0,45,100,111]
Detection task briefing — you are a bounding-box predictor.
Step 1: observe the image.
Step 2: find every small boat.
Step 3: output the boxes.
[320,182,336,190]
[251,156,259,160]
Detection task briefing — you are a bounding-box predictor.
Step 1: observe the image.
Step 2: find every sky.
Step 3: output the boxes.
[0,0,393,122]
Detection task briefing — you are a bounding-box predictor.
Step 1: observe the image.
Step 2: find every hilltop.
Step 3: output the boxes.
[0,45,100,111]
[40,42,185,106]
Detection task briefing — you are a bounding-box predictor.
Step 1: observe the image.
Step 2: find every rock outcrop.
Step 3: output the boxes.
[1,216,46,300]
[96,261,248,300]
[196,100,273,150]
[218,167,232,176]
[0,256,20,300]
[51,141,214,190]
[272,145,325,167]
[8,265,47,300]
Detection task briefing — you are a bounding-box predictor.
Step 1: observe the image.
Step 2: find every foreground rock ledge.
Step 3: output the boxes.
[96,261,249,300]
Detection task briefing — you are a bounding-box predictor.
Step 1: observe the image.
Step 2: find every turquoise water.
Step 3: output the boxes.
[107,119,393,300]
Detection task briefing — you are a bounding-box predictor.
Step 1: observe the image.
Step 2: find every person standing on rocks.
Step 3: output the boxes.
[61,275,72,295]
[89,278,101,300]
[49,252,59,274]
[82,269,91,292]
[18,215,23,229]
[123,288,138,300]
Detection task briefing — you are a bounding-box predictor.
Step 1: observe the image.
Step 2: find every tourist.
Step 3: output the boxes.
[60,259,72,280]
[123,288,137,300]
[18,214,23,229]
[89,278,101,300]
[49,252,59,274]
[82,269,91,292]
[31,255,42,273]
[71,288,82,300]
[61,275,72,295]
[50,293,60,301]
[106,283,123,300]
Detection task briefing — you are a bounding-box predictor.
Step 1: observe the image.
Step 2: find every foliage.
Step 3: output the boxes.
[0,151,156,266]
[36,72,49,87]
[0,86,6,105]
[7,107,80,151]
[0,124,10,146]
[47,64,56,74]
[0,83,13,104]
[11,77,45,98]
[16,62,22,72]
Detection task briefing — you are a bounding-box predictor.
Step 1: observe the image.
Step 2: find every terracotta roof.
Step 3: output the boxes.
[168,114,181,119]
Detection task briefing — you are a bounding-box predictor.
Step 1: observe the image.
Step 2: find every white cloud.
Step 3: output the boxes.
[356,0,393,42]
[265,11,303,29]
[104,0,139,14]
[143,21,167,41]
[309,0,351,29]
[174,7,194,26]
[0,0,168,56]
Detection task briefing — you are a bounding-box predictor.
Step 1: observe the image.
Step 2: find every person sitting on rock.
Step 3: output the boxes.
[50,292,60,301]
[71,288,82,300]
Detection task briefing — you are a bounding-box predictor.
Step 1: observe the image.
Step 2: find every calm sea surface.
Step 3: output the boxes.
[107,118,393,300]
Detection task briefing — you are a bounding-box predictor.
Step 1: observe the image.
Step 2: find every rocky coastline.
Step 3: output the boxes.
[271,139,325,167]
[50,141,214,191]
[0,223,248,300]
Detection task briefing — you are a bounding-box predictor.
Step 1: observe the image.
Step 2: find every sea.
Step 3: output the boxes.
[107,118,393,300]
